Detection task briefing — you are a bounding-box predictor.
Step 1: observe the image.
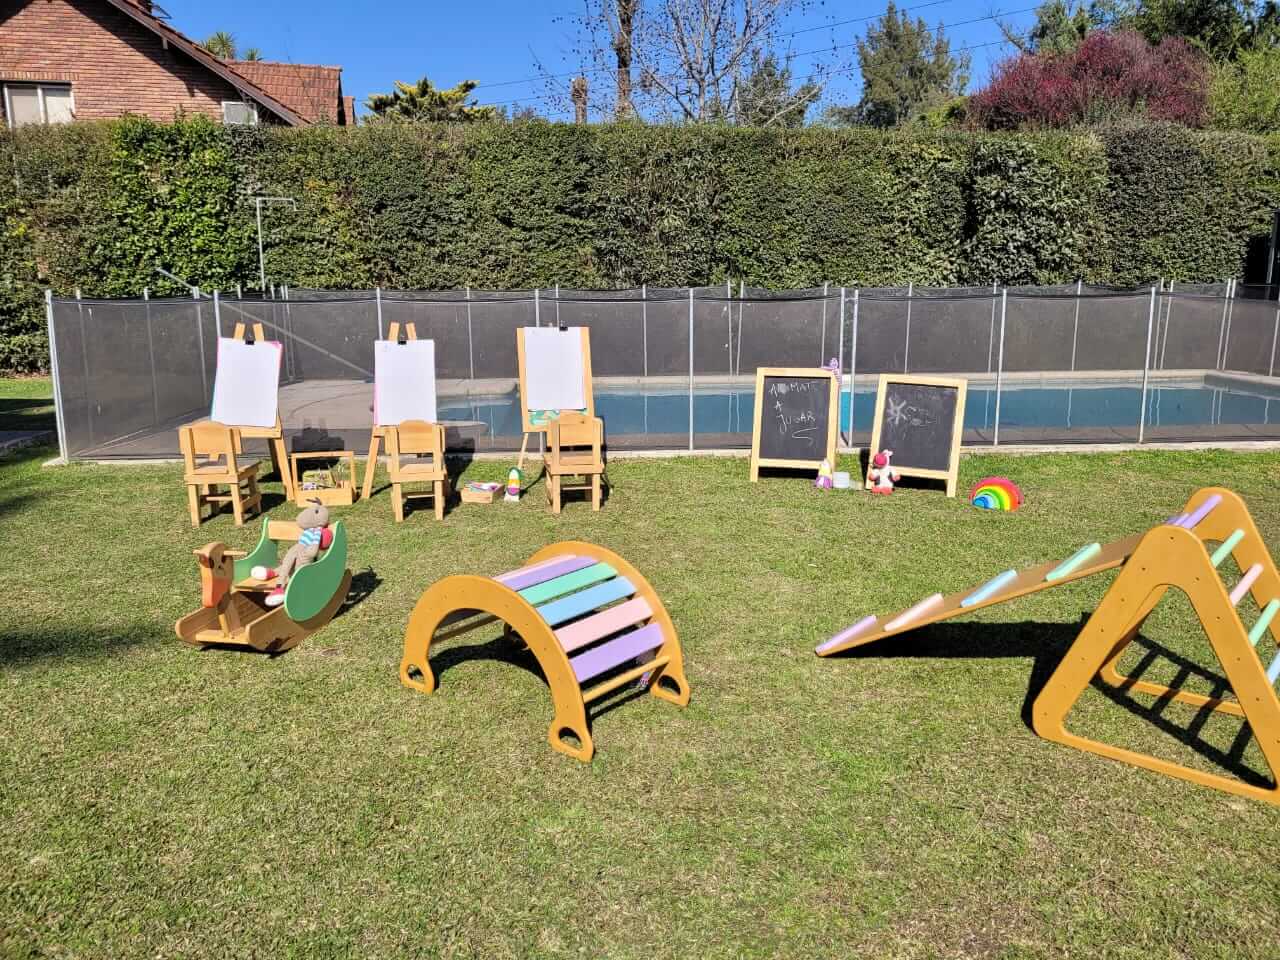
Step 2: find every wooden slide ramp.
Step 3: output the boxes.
[816,533,1143,657]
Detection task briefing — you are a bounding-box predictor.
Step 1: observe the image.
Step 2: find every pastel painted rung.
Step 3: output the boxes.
[816,615,877,654]
[1268,651,1280,686]
[962,569,1018,608]
[537,576,636,627]
[1248,599,1280,646]
[497,555,593,591]
[570,622,664,683]
[1045,543,1102,582]
[884,593,943,632]
[1229,564,1263,606]
[1177,493,1222,530]
[556,596,652,653]
[1209,529,1245,568]
[518,562,616,606]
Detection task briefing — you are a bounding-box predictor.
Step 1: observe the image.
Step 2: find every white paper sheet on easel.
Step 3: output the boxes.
[374,339,436,426]
[523,327,585,411]
[210,337,281,428]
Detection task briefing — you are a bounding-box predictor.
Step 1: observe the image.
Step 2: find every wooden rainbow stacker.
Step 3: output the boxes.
[817,487,1280,806]
[400,541,691,762]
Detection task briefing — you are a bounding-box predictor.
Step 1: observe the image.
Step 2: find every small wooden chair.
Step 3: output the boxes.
[181,421,262,527]
[544,413,605,514]
[386,420,450,521]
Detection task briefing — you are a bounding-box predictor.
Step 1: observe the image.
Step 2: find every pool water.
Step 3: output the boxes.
[439,379,1280,444]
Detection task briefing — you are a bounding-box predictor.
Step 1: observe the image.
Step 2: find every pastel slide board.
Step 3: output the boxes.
[523,327,586,412]
[374,339,436,426]
[210,337,281,428]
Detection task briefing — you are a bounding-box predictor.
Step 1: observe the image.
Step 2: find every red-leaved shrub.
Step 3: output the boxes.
[969,31,1209,129]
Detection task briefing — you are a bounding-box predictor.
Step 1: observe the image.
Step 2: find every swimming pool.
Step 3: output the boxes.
[438,375,1280,448]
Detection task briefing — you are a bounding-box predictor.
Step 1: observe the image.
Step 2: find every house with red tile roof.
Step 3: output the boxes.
[0,0,353,127]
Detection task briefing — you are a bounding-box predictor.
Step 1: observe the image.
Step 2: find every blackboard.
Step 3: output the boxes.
[866,375,967,496]
[749,367,839,479]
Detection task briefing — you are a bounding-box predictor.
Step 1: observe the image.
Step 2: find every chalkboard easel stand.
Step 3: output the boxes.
[748,366,839,482]
[362,321,418,500]
[865,374,967,498]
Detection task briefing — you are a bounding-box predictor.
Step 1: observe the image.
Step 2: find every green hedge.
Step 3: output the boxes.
[3,116,1279,371]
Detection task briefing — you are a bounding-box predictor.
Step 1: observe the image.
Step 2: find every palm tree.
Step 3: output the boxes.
[203,31,237,59]
[242,47,264,61]
[364,76,497,123]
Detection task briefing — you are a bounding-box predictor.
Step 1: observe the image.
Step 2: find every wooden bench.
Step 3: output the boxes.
[400,541,690,761]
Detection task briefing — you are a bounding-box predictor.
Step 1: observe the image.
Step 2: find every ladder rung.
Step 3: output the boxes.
[1209,529,1245,568]
[1267,651,1280,686]
[1228,564,1263,606]
[1248,599,1280,646]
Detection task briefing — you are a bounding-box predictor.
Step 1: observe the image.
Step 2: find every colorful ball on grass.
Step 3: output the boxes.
[968,476,1023,511]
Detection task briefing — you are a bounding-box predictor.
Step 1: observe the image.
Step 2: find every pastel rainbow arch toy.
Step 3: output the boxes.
[969,476,1023,511]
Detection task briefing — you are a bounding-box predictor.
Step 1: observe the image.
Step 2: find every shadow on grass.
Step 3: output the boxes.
[0,625,156,668]
[838,617,1271,788]
[0,397,55,432]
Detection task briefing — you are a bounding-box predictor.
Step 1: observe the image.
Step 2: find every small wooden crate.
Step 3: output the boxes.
[460,482,501,505]
[291,450,358,507]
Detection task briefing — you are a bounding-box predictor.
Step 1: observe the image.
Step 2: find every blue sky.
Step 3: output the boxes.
[163,0,1038,121]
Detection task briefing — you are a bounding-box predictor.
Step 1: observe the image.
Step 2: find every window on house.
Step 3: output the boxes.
[222,100,258,125]
[3,84,74,127]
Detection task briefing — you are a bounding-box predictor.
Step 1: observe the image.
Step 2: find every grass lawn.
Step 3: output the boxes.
[2,394,1279,957]
[0,375,54,433]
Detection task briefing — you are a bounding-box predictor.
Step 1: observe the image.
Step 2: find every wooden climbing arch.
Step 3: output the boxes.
[400,541,691,761]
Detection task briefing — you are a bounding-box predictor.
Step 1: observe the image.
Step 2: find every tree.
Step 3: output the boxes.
[1000,0,1098,53]
[364,77,498,123]
[203,31,238,60]
[830,3,968,127]
[1131,0,1280,58]
[242,47,264,62]
[725,50,820,126]
[550,0,831,122]
[969,30,1209,128]
[1209,43,1280,131]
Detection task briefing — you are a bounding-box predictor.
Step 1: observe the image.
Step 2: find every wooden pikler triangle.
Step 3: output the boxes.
[818,487,1280,806]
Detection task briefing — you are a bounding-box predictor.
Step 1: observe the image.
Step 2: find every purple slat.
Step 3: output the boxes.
[495,555,592,592]
[570,622,664,684]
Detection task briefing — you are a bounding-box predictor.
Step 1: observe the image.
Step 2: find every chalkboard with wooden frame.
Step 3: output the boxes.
[749,367,840,481]
[865,374,967,497]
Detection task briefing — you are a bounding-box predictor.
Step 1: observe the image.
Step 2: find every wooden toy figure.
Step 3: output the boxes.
[505,467,522,503]
[815,458,834,490]
[869,449,900,495]
[251,499,334,607]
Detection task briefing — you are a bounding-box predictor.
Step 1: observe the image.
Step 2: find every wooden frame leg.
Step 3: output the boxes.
[272,437,294,501]
[551,476,562,515]
[592,474,601,511]
[362,431,381,501]
[517,433,529,473]
[392,482,404,523]
[230,482,245,525]
[186,485,202,527]
[434,479,445,520]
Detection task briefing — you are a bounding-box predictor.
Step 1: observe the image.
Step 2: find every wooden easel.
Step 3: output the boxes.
[514,326,595,472]
[227,321,294,502]
[362,321,417,500]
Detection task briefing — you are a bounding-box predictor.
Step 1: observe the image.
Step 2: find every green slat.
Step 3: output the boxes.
[1209,529,1245,568]
[518,562,616,606]
[1249,598,1280,646]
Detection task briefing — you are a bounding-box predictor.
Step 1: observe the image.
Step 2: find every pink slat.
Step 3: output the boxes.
[555,597,653,653]
[495,554,570,584]
[1229,563,1263,606]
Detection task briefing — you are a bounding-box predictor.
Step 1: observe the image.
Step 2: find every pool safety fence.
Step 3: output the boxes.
[46,281,1280,461]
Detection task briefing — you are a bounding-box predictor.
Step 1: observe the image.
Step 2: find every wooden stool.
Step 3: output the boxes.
[386,420,450,521]
[180,421,262,526]
[544,412,605,514]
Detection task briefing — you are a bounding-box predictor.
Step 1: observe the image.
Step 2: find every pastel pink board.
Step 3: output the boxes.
[555,597,653,653]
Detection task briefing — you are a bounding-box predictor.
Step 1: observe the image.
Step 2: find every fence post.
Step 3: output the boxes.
[554,283,561,328]
[1138,285,1156,444]
[465,285,474,380]
[848,289,859,450]
[688,287,695,452]
[1160,280,1174,369]
[213,289,222,337]
[534,287,541,327]
[727,279,733,376]
[45,289,69,462]
[1216,278,1233,371]
[837,287,846,447]
[903,281,912,373]
[820,281,829,364]
[735,280,744,378]
[73,287,95,446]
[236,282,242,299]
[1270,297,1279,378]
[994,288,1007,447]
[1223,276,1239,370]
[987,282,997,372]
[375,286,384,340]
[143,286,159,428]
[641,283,648,378]
[1070,278,1082,372]
[193,285,208,403]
